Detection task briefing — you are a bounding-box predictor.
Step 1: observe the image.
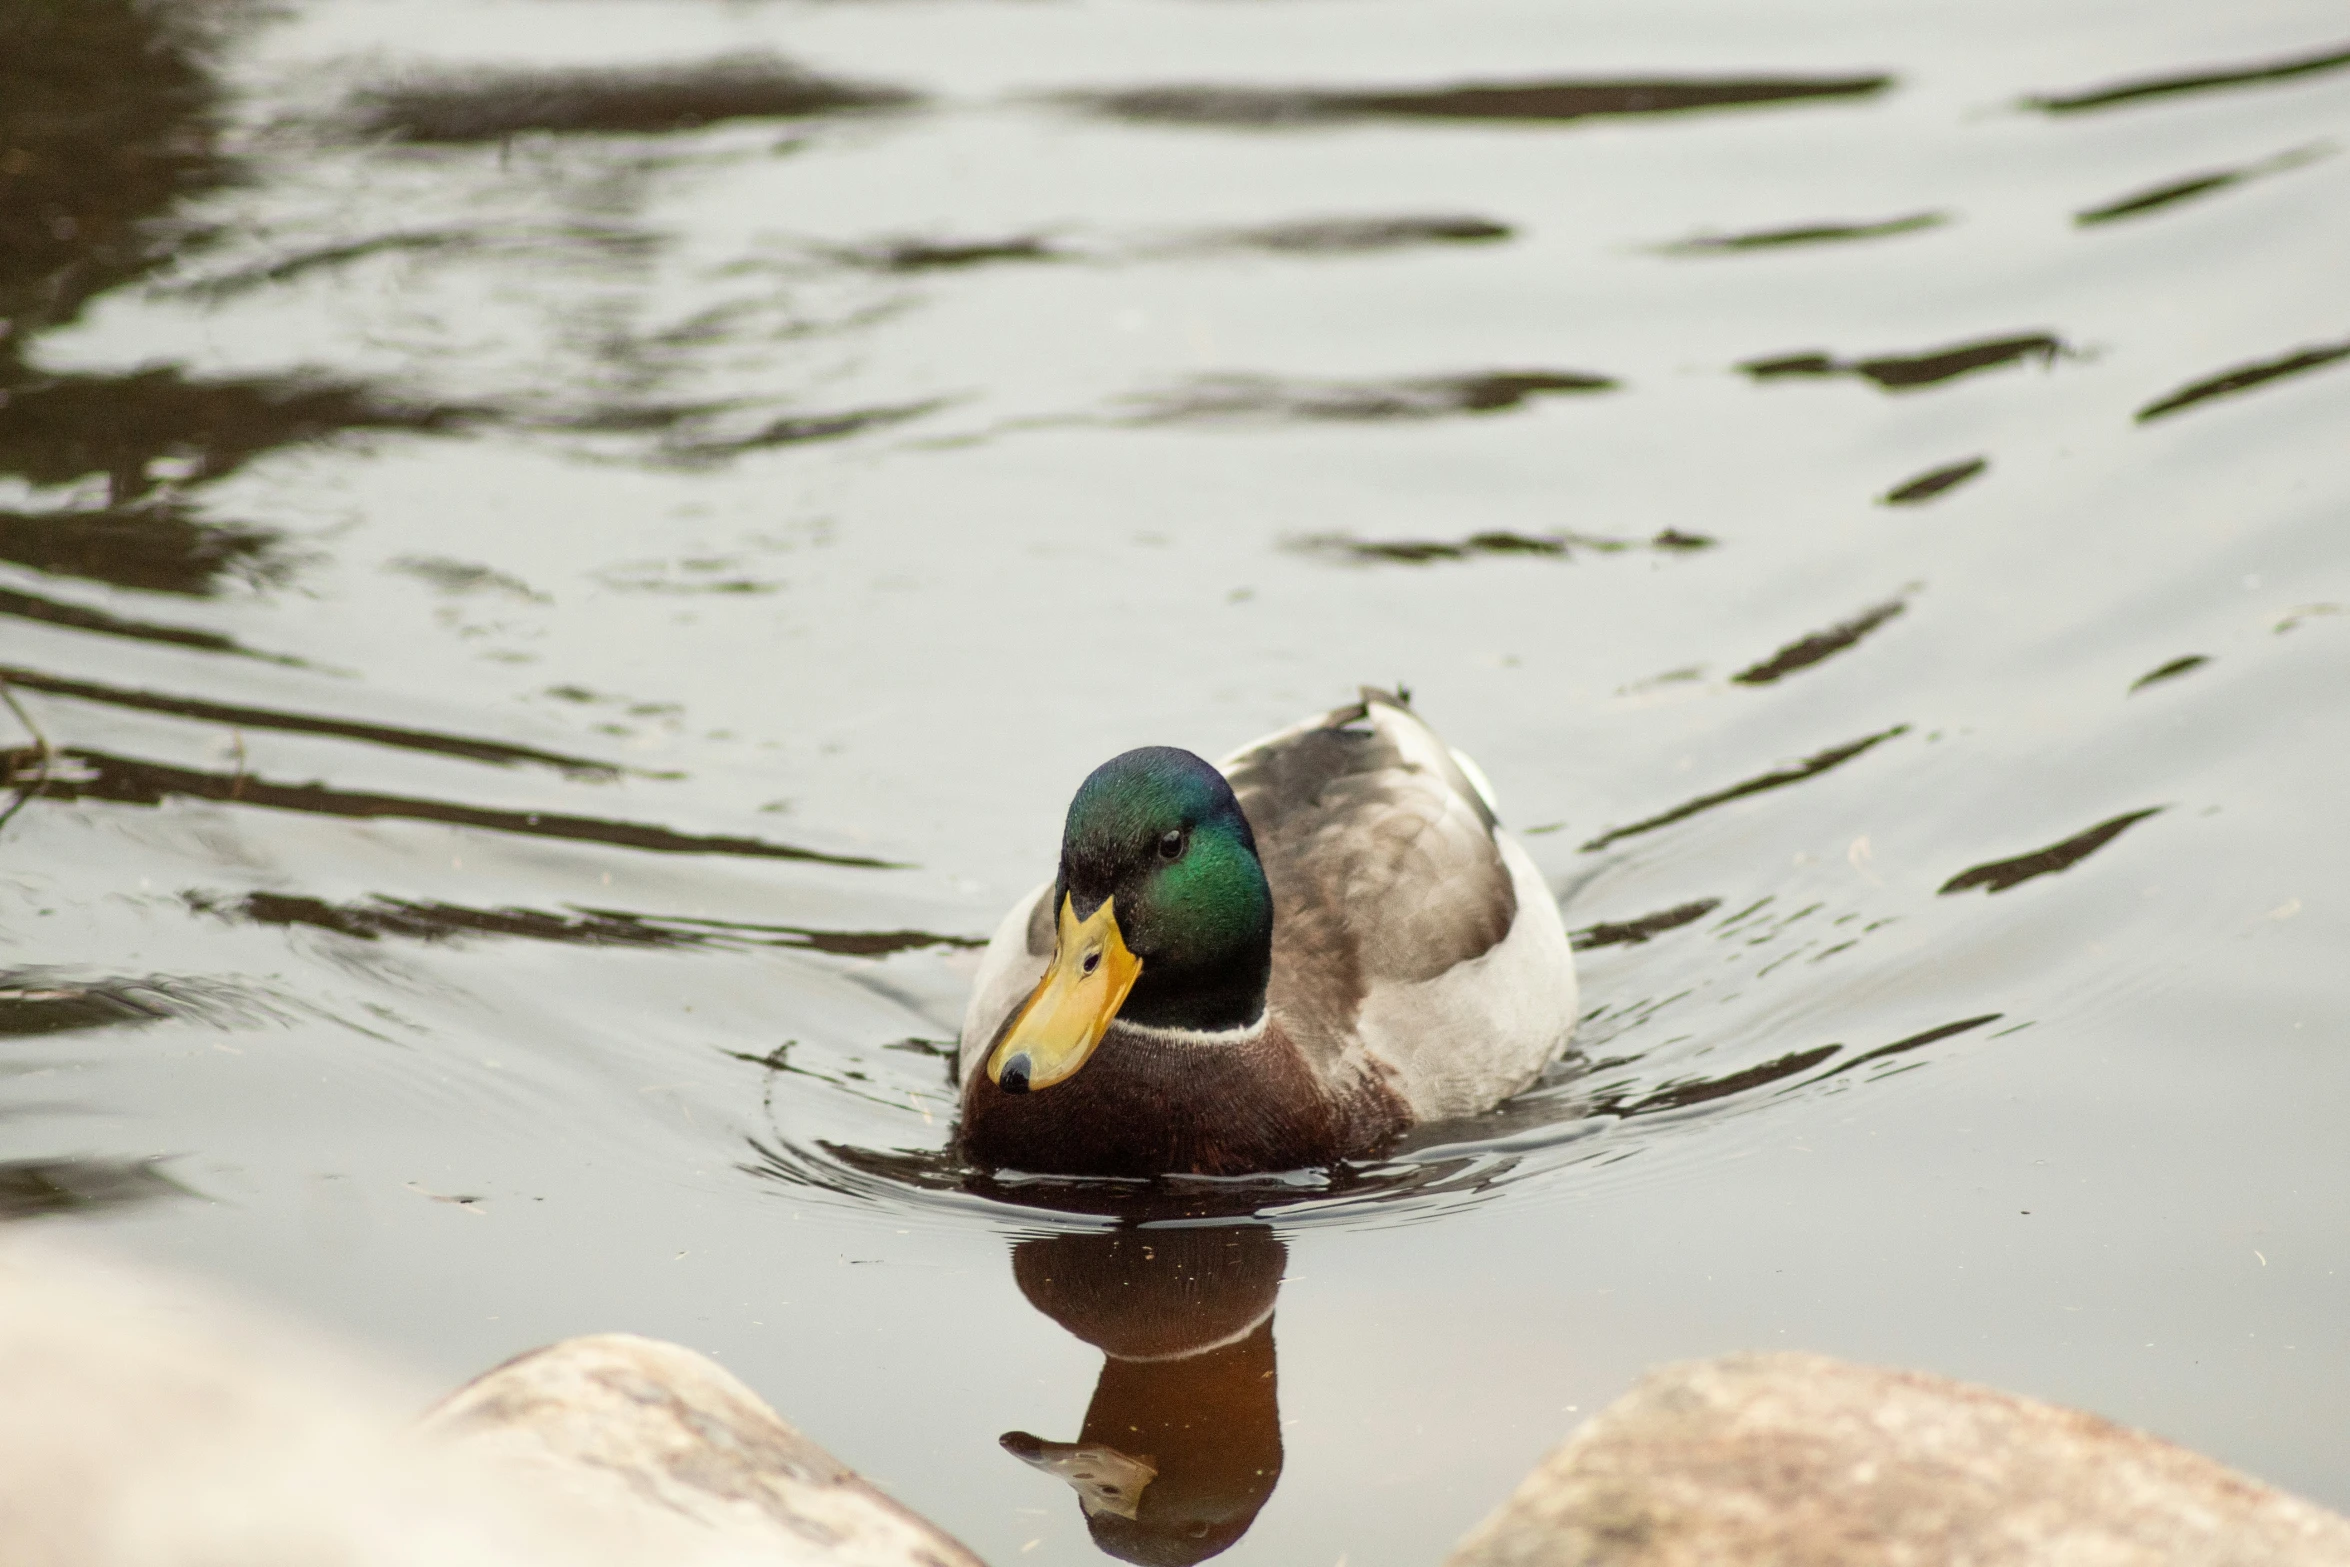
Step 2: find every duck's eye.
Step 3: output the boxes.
[1157,828,1186,861]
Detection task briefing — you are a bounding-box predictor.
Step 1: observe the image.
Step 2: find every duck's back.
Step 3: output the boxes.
[1220,689,1578,1122]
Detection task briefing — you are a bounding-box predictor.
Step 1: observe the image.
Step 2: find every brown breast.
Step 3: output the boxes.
[956,1019,1410,1178]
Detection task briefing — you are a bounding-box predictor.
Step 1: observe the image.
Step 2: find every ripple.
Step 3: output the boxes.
[2075,144,2331,227]
[1295,528,1710,565]
[0,584,298,663]
[2024,38,2350,114]
[12,746,897,867]
[1660,211,1945,255]
[736,1003,2018,1234]
[187,889,981,958]
[347,55,918,143]
[1743,333,2070,391]
[2136,336,2350,422]
[0,1156,196,1220]
[0,663,626,779]
[0,500,282,598]
[1064,75,1893,128]
[1122,370,1615,425]
[2129,655,2210,694]
[1578,724,1909,853]
[1731,597,1909,685]
[1879,456,1988,507]
[1938,808,2167,896]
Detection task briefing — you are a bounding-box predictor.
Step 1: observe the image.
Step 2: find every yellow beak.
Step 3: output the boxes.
[987,895,1144,1093]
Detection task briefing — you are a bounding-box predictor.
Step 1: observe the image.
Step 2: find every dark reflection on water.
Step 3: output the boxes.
[11,748,896,866]
[0,0,488,680]
[1743,333,2068,391]
[1298,527,1711,565]
[171,223,663,304]
[0,971,279,1038]
[1123,371,1614,425]
[1066,75,1892,128]
[838,216,1512,275]
[1731,597,1908,686]
[1880,456,1987,507]
[1660,211,1945,255]
[0,664,625,779]
[1204,215,1512,255]
[670,400,943,460]
[348,54,918,142]
[0,371,471,504]
[0,499,282,597]
[845,236,1065,273]
[0,584,293,661]
[0,1156,194,1221]
[1578,725,1909,853]
[2130,655,2209,694]
[1004,1226,1287,1566]
[1939,809,2166,897]
[1604,1043,1840,1115]
[0,0,232,354]
[2023,38,2350,114]
[189,890,981,959]
[2075,145,2330,227]
[2136,337,2350,422]
[1810,1015,2008,1083]
[1570,898,1722,951]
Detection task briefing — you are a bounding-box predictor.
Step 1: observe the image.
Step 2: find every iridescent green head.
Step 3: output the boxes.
[984,747,1272,1094]
[1058,746,1273,1032]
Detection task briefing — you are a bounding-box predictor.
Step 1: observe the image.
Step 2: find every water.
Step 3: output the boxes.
[5,1,2349,1562]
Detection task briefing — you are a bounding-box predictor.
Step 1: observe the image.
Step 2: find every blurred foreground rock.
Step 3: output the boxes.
[425,1334,983,1567]
[1447,1351,2350,1567]
[0,1233,978,1567]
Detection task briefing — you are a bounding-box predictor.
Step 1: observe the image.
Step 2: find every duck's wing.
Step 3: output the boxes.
[957,880,1054,1088]
[1220,688,1577,1117]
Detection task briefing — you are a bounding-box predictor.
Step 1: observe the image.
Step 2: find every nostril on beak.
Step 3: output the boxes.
[999,1053,1033,1093]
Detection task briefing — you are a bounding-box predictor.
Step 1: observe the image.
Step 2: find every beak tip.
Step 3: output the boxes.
[998,1054,1033,1094]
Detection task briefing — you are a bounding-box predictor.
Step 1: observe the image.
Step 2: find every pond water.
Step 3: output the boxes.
[5,0,2349,1561]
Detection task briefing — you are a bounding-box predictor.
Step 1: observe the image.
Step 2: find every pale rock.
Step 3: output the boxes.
[1446,1352,2350,1567]
[424,1333,984,1567]
[0,1232,977,1567]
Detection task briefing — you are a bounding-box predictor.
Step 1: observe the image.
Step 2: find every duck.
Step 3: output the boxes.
[955,688,1578,1177]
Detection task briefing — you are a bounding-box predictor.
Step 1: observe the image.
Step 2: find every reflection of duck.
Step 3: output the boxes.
[1001,1225,1287,1566]
[957,688,1578,1176]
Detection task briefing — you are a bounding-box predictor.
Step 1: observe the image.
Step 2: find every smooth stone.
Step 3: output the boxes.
[1446,1352,2350,1567]
[0,1233,976,1567]
[424,1333,983,1567]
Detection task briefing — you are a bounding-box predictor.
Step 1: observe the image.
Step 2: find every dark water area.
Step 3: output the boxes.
[4,1,2348,1563]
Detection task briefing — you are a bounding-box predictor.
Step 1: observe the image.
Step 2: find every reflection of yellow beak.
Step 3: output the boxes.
[988,895,1143,1093]
[999,1431,1158,1520]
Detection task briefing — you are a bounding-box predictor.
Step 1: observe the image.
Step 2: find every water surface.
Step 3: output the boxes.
[5,2,2349,1563]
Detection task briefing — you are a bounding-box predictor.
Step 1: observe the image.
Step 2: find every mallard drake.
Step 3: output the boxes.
[955,688,1578,1176]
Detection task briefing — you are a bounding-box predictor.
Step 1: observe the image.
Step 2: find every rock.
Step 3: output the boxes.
[424,1334,984,1567]
[0,1232,977,1567]
[1446,1352,2350,1567]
